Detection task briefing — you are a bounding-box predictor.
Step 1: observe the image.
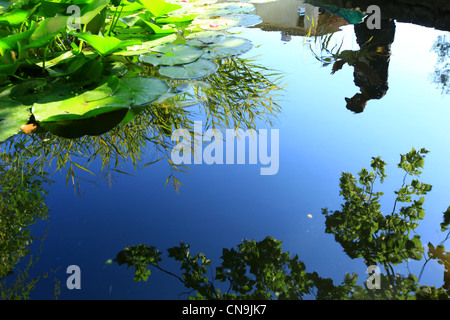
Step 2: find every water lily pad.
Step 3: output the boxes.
[246,0,279,3]
[120,77,169,106]
[0,98,30,142]
[222,14,262,27]
[40,108,129,139]
[196,2,255,18]
[186,30,228,47]
[158,58,218,80]
[32,76,170,124]
[193,12,262,30]
[201,36,253,59]
[115,34,178,56]
[139,44,204,66]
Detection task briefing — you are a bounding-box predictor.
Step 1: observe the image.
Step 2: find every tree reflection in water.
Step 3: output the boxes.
[114,148,450,300]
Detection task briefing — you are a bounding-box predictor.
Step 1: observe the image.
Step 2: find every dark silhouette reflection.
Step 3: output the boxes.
[306,0,450,112]
[338,18,396,113]
[305,2,397,113]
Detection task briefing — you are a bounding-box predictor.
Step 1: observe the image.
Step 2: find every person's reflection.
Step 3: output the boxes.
[332,17,396,113]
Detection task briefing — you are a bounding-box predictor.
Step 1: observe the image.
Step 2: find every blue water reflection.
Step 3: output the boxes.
[10,0,450,299]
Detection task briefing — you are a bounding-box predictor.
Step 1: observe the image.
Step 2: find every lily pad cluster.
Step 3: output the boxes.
[0,0,261,142]
[138,32,253,79]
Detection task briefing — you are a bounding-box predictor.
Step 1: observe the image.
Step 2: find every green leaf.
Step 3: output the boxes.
[137,0,182,18]
[139,44,203,66]
[194,2,256,17]
[24,16,69,50]
[120,77,169,106]
[71,32,142,56]
[140,19,177,34]
[200,36,253,59]
[155,14,197,25]
[0,97,30,142]
[31,76,133,122]
[186,30,228,47]
[158,58,218,79]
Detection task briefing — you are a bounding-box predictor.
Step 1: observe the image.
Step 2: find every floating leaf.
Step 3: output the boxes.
[195,2,255,18]
[40,108,129,139]
[139,44,203,66]
[32,77,133,122]
[158,58,218,79]
[120,77,169,106]
[221,14,262,28]
[0,94,30,142]
[201,36,252,59]
[193,17,241,30]
[186,30,228,47]
[193,13,262,30]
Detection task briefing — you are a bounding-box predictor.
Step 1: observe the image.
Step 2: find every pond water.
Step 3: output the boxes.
[2,0,450,300]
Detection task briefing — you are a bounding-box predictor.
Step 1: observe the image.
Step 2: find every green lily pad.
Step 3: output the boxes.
[32,77,133,122]
[0,98,30,142]
[40,108,129,139]
[222,14,262,28]
[196,2,255,18]
[193,13,262,30]
[139,44,204,66]
[120,77,169,106]
[186,30,228,47]
[158,58,218,80]
[201,36,253,59]
[71,32,142,56]
[114,34,178,56]
[32,76,169,123]
[192,17,241,30]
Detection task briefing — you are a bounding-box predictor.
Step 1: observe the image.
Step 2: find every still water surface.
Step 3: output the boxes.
[4,0,450,299]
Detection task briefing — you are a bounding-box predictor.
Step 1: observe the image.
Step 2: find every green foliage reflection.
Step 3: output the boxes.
[0,137,51,279]
[114,148,450,300]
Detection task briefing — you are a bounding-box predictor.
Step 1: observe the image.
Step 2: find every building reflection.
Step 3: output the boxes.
[251,0,349,39]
